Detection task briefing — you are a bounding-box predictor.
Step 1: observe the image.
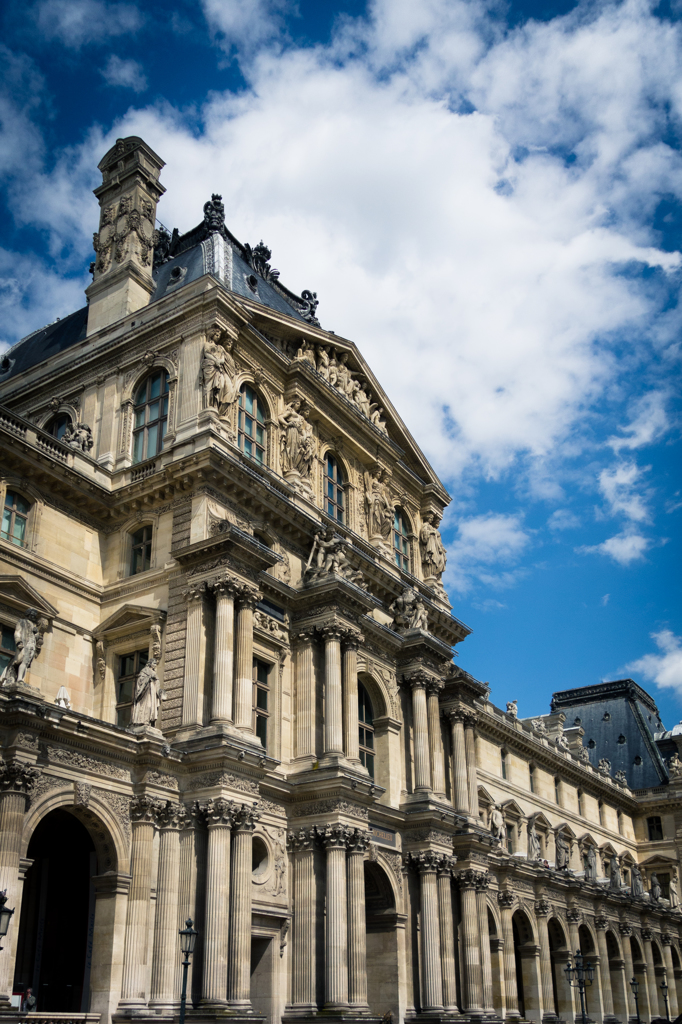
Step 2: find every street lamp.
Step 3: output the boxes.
[565,950,594,1024]
[630,977,641,1024]
[0,891,15,952]
[179,918,197,1024]
[661,979,670,1020]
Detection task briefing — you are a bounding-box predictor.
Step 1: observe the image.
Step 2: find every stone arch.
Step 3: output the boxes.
[120,356,179,466]
[22,785,129,874]
[512,908,541,1022]
[357,670,389,720]
[547,918,572,1020]
[651,938,663,965]
[358,670,392,795]
[578,922,596,955]
[364,859,399,1019]
[38,402,80,435]
[122,354,178,404]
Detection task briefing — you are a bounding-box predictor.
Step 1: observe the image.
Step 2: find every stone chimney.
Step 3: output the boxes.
[85,136,165,336]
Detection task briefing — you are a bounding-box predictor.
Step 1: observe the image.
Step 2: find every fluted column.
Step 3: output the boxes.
[409,675,432,792]
[619,925,637,1022]
[202,798,234,1006]
[426,682,446,796]
[120,797,159,1007]
[178,802,207,1006]
[150,802,185,1010]
[535,898,556,1021]
[663,935,679,1018]
[347,829,370,1009]
[322,824,349,1009]
[499,891,520,1019]
[212,578,237,723]
[448,711,470,813]
[437,856,458,1012]
[0,761,40,1004]
[322,627,344,756]
[228,804,259,1008]
[182,583,206,727]
[464,714,480,816]
[294,630,316,760]
[411,852,443,1011]
[287,828,317,1011]
[458,870,484,1016]
[343,634,362,764]
[642,928,658,1022]
[234,590,258,732]
[477,874,495,1013]
[595,915,616,1021]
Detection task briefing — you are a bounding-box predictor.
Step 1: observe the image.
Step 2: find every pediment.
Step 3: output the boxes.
[577,832,598,847]
[599,841,618,856]
[0,575,58,619]
[501,799,524,818]
[477,785,495,806]
[640,853,678,867]
[530,811,552,830]
[95,603,166,640]
[554,821,577,839]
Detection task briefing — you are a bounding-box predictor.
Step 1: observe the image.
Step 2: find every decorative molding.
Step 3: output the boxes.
[46,746,130,780]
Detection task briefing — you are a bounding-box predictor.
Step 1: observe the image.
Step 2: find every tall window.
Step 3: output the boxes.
[2,491,30,546]
[598,801,605,827]
[647,815,663,841]
[130,526,153,575]
[578,790,584,817]
[324,454,344,522]
[529,765,536,793]
[393,509,410,571]
[358,682,375,778]
[554,777,561,804]
[238,384,266,465]
[117,649,148,727]
[0,624,16,676]
[506,824,514,855]
[133,370,169,464]
[501,750,508,780]
[46,413,71,440]
[617,810,624,836]
[253,658,270,748]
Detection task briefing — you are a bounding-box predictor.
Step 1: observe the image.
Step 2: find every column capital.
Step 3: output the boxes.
[595,913,609,931]
[181,799,206,830]
[287,826,318,852]
[475,871,492,891]
[319,822,352,849]
[182,580,207,602]
[436,854,458,877]
[211,573,241,597]
[404,669,430,691]
[292,627,316,646]
[457,868,487,890]
[463,712,478,728]
[618,922,633,936]
[446,707,466,723]
[237,587,260,611]
[347,827,372,854]
[318,624,345,644]
[662,933,673,946]
[203,796,236,828]
[232,802,260,832]
[497,889,516,908]
[535,897,551,917]
[566,907,581,923]
[130,794,164,823]
[409,850,442,874]
[156,800,187,830]
[341,629,364,652]
[426,679,444,697]
[0,758,41,795]
[641,927,654,942]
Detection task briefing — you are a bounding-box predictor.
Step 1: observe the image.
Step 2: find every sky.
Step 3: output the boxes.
[0,0,680,725]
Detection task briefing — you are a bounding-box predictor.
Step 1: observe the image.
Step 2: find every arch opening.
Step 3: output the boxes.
[364,861,398,1019]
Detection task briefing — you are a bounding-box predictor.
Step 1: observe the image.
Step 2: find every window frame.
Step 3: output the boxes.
[116,648,148,728]
[1,490,31,548]
[529,764,536,793]
[253,657,271,749]
[238,384,267,466]
[392,507,411,572]
[323,453,345,523]
[132,369,170,465]
[501,749,508,780]
[130,525,153,576]
[45,413,72,441]
[0,622,16,677]
[358,681,375,778]
[647,815,664,842]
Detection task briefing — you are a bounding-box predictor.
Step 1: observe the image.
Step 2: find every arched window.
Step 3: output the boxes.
[358,682,374,777]
[46,413,71,440]
[2,490,30,546]
[324,453,344,523]
[132,369,169,464]
[130,525,153,575]
[393,508,410,571]
[238,384,266,465]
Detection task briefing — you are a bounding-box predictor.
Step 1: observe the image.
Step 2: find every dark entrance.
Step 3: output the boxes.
[14,810,96,1012]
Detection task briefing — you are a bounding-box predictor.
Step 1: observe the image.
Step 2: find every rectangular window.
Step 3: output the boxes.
[506,824,514,855]
[555,778,561,804]
[658,872,670,899]
[0,623,16,676]
[529,766,535,793]
[501,751,507,780]
[647,815,663,842]
[116,649,148,727]
[253,658,270,750]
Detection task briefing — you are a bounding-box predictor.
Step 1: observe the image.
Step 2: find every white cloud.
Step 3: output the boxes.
[601,593,610,606]
[627,630,682,694]
[548,509,580,531]
[35,0,142,48]
[608,390,669,453]
[598,461,651,523]
[101,55,147,92]
[200,0,291,54]
[445,512,531,593]
[578,529,650,565]
[0,249,88,352]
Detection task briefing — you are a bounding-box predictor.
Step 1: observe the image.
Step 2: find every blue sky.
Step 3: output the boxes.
[1,0,680,725]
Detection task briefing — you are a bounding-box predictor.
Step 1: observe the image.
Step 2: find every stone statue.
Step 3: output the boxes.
[355,383,372,418]
[650,872,662,902]
[201,329,237,415]
[419,513,447,579]
[334,352,352,394]
[578,746,590,763]
[614,769,627,784]
[316,345,331,380]
[531,717,548,735]
[631,863,644,897]
[584,846,597,881]
[597,757,611,775]
[489,804,505,843]
[203,193,225,233]
[369,403,388,433]
[389,588,429,632]
[294,339,316,367]
[555,831,569,870]
[669,871,679,908]
[364,468,393,546]
[668,752,682,779]
[0,609,44,686]
[130,658,165,728]
[609,857,622,889]
[304,529,365,588]
[527,820,541,861]
[63,422,94,453]
[279,399,314,479]
[556,732,570,752]
[506,700,518,718]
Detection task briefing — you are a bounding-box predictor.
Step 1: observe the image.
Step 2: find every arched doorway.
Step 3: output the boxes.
[548,917,573,1020]
[578,925,597,1017]
[14,810,96,1012]
[513,910,541,1023]
[364,861,399,1019]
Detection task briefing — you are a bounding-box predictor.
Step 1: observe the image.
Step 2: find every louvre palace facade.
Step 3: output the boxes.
[1,136,682,1024]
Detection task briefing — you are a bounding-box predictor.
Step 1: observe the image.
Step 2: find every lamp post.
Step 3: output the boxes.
[0,890,15,952]
[630,977,641,1024]
[661,979,670,1020]
[179,918,197,1024]
[565,949,594,1024]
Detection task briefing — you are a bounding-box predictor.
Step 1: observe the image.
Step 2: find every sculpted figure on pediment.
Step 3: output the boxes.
[202,327,238,415]
[420,513,447,580]
[316,344,331,380]
[63,422,94,453]
[389,588,429,633]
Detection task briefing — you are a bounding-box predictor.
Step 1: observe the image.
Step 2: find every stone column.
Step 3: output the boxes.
[347,830,370,1010]
[426,682,446,796]
[535,898,556,1022]
[499,890,520,1020]
[596,915,617,1022]
[0,761,40,1004]
[412,853,444,1012]
[211,578,237,723]
[458,870,484,1016]
[409,675,432,793]
[178,803,207,1006]
[287,828,317,1012]
[182,582,207,727]
[120,797,159,1008]
[619,925,637,1022]
[228,804,259,1008]
[448,711,470,814]
[322,627,344,756]
[566,908,581,962]
[234,590,258,732]
[343,634,362,764]
[663,935,679,1018]
[642,928,658,1022]
[437,857,458,1012]
[464,714,480,817]
[477,874,495,1014]
[294,630,316,760]
[202,798,234,1006]
[150,802,184,1011]
[322,824,349,1010]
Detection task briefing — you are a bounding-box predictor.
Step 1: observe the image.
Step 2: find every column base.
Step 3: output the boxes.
[285,1014,381,1023]
[412,1013,465,1023]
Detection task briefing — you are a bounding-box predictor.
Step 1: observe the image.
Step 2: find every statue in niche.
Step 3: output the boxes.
[527,820,541,861]
[389,588,429,633]
[489,804,505,843]
[279,399,314,480]
[130,658,165,729]
[0,609,45,686]
[420,512,447,579]
[201,327,238,415]
[650,872,662,902]
[669,871,679,908]
[555,831,570,870]
[609,858,622,890]
[363,468,393,546]
[631,863,644,896]
[584,845,598,881]
[63,422,94,453]
[203,194,225,233]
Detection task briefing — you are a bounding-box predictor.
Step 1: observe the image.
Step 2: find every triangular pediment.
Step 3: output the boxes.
[530,811,552,831]
[599,841,618,856]
[554,821,577,839]
[95,603,166,639]
[501,799,524,818]
[640,853,678,867]
[477,786,495,806]
[0,576,58,619]
[577,832,598,847]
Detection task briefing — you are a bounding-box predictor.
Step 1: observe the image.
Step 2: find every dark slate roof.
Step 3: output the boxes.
[551,679,669,790]
[0,306,88,384]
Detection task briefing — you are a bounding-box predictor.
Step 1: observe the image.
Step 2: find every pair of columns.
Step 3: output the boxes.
[294,626,362,764]
[287,824,370,1013]
[183,576,260,731]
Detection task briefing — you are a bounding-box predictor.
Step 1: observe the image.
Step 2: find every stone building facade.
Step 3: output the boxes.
[0,136,681,1024]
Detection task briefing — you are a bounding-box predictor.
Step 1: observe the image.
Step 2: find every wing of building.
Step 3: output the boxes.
[0,136,681,1024]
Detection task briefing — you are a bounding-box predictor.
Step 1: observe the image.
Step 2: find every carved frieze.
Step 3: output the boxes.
[46,746,130,780]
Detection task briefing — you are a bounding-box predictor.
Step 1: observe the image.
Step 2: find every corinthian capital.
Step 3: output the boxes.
[237,588,260,611]
[497,889,516,908]
[203,797,236,828]
[347,827,372,854]
[182,581,207,603]
[232,802,260,832]
[409,850,441,874]
[157,801,187,830]
[319,823,351,849]
[130,795,164,823]
[0,759,41,795]
[287,826,318,852]
[457,868,486,890]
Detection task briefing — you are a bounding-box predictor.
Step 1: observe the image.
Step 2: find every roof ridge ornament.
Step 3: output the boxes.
[203,193,225,234]
[244,240,280,282]
[298,289,320,327]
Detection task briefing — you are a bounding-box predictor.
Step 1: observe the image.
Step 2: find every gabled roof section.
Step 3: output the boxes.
[95,603,166,639]
[0,575,58,619]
